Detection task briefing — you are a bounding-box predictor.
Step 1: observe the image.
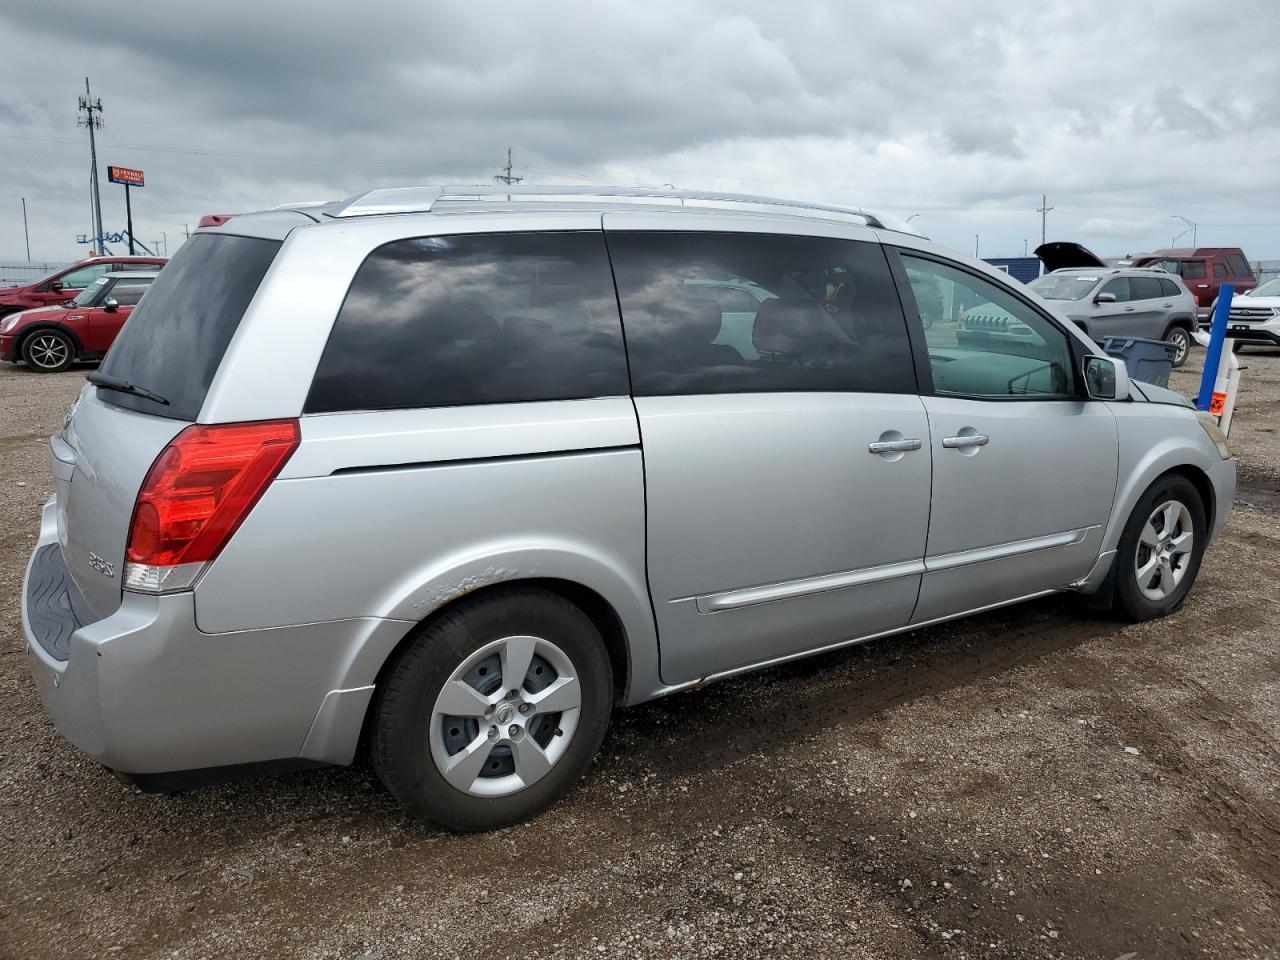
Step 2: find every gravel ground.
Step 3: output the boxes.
[1,347,1277,960]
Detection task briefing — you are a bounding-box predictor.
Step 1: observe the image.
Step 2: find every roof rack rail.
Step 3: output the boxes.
[325,185,924,236]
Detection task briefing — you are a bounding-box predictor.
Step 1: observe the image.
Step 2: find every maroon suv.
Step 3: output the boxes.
[0,256,166,319]
[1130,248,1256,316]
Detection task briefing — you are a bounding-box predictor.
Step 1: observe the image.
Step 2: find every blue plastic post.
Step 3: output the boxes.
[1197,284,1235,411]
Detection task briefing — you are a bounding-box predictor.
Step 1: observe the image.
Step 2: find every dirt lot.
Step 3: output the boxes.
[1,348,1277,960]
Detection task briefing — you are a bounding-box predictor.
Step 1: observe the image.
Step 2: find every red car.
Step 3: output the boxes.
[0,270,160,372]
[0,255,165,319]
[1130,247,1256,317]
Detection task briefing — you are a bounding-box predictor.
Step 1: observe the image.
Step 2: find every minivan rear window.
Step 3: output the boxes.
[98,234,281,420]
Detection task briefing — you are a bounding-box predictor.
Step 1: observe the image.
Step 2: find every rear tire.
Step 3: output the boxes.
[1164,325,1192,367]
[371,586,613,831]
[1113,475,1206,621]
[21,329,75,373]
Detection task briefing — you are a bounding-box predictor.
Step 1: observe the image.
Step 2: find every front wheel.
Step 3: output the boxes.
[1113,475,1206,621]
[21,329,75,372]
[371,586,613,831]
[1165,326,1192,367]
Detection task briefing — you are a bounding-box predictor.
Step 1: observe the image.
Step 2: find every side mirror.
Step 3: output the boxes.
[1083,355,1130,401]
[102,298,119,312]
[49,280,65,292]
[1093,292,1117,304]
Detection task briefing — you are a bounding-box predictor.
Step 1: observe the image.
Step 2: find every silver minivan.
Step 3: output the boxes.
[21,187,1236,831]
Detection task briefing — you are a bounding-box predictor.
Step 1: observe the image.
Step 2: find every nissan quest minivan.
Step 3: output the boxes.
[22,186,1235,831]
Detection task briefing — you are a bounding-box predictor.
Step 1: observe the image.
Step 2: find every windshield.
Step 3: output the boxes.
[72,276,110,307]
[1028,275,1099,300]
[1253,277,1280,297]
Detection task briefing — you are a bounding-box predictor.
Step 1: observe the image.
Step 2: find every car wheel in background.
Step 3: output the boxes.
[371,586,613,831]
[1164,326,1192,367]
[21,330,75,373]
[1113,474,1206,621]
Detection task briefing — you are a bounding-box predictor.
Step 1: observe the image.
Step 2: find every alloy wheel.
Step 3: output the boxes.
[1134,499,1194,601]
[27,334,70,370]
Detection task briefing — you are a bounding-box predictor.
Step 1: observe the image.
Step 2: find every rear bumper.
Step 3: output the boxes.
[22,499,409,778]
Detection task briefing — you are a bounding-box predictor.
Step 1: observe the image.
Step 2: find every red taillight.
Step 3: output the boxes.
[126,420,299,576]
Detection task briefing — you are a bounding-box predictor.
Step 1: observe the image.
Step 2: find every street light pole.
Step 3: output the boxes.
[21,197,30,261]
[1172,215,1197,247]
[974,234,980,257]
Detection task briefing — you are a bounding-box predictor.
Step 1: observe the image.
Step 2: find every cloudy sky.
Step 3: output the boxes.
[1,0,1278,265]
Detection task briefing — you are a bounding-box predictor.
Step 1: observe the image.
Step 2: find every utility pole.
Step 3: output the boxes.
[182,223,190,240]
[974,234,980,257]
[78,78,105,256]
[21,198,30,261]
[161,231,168,256]
[494,146,523,186]
[1037,194,1053,245]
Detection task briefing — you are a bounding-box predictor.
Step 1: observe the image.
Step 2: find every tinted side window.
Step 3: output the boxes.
[1182,260,1206,280]
[1130,277,1163,300]
[1213,262,1229,279]
[306,232,628,413]
[1227,253,1251,277]
[905,255,1075,399]
[1100,278,1131,302]
[1159,278,1181,297]
[609,231,914,396]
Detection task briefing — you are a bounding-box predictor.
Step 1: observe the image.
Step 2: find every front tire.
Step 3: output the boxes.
[1113,475,1206,621]
[1165,325,1192,367]
[371,586,613,831]
[21,329,75,372]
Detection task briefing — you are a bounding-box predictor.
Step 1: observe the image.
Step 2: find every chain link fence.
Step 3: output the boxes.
[0,261,68,286]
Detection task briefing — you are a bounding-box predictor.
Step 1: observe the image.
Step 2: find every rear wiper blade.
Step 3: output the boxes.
[86,371,170,406]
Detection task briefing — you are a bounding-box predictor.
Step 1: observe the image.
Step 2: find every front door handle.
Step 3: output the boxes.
[942,434,990,449]
[868,438,922,454]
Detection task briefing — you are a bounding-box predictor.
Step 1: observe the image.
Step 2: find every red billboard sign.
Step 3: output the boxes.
[107,165,145,187]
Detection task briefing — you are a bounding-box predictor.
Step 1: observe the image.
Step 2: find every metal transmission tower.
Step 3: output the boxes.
[1037,194,1054,246]
[494,147,523,186]
[78,79,105,255]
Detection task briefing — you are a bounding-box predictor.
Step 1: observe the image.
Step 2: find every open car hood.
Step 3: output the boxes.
[1035,241,1107,272]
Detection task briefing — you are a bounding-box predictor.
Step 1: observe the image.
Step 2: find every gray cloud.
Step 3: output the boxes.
[1,0,1278,263]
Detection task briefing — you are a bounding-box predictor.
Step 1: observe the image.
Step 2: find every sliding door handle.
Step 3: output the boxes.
[942,434,990,449]
[868,438,922,454]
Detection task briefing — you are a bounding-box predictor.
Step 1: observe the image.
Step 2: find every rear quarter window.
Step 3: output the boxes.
[98,234,281,420]
[305,232,629,413]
